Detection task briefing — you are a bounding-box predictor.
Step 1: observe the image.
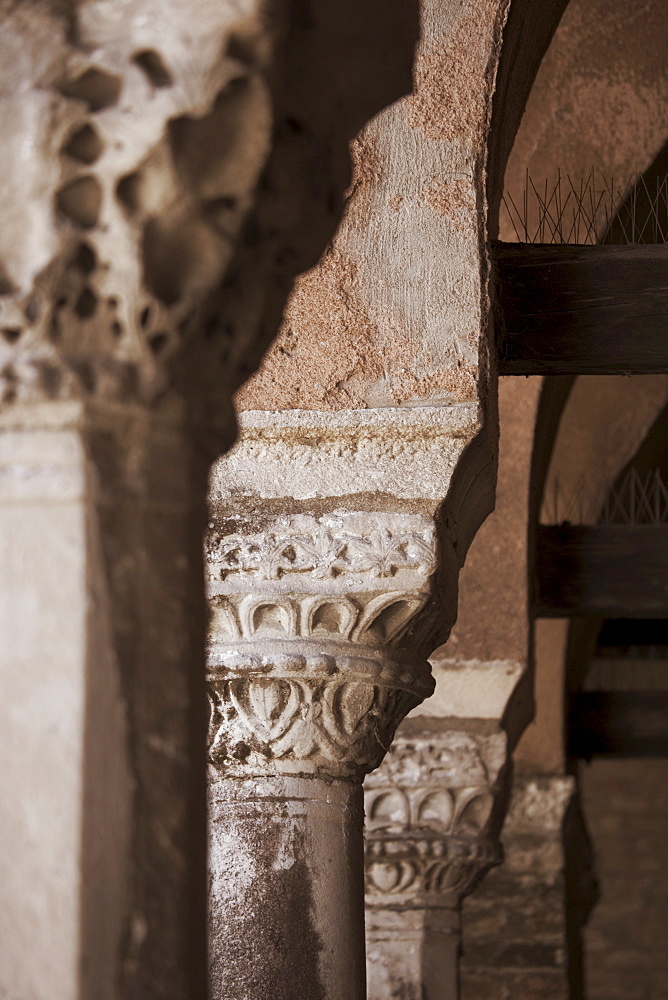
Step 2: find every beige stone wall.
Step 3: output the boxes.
[422,377,541,742]
[440,377,540,665]
[514,620,568,775]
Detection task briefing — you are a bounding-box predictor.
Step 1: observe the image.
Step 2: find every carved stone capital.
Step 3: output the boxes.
[205,512,441,781]
[364,727,507,908]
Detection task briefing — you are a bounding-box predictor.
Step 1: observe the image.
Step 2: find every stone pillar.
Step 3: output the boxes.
[0,400,213,1000]
[360,376,543,999]
[364,725,506,1000]
[202,0,523,986]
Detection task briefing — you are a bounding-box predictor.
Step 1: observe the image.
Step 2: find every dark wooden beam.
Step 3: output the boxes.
[493,243,668,375]
[535,525,668,617]
[569,692,668,757]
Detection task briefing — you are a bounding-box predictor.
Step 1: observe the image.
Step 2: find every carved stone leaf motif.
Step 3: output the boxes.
[364,732,506,904]
[345,529,434,579]
[364,838,501,901]
[367,861,417,894]
[285,531,348,580]
[208,672,421,778]
[321,681,376,742]
[229,679,301,742]
[205,515,437,778]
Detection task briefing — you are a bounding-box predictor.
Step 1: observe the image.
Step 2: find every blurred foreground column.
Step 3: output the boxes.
[0,0,420,995]
[0,401,210,999]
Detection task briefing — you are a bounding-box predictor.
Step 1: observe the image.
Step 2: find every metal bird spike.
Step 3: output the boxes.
[499,170,668,245]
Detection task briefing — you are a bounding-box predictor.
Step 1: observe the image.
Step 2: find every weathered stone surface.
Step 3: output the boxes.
[206,511,439,783]
[364,724,507,1000]
[366,907,461,1000]
[460,776,578,1000]
[461,970,570,1000]
[0,1,423,997]
[365,725,506,909]
[209,777,365,1000]
[205,503,445,998]
[205,383,497,1000]
[236,0,511,413]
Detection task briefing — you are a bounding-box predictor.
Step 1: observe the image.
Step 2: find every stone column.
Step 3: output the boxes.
[364,725,506,1000]
[204,389,496,1000]
[360,376,544,999]
[205,510,440,1000]
[201,0,526,986]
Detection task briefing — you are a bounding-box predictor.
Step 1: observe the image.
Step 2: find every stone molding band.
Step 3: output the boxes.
[366,834,501,906]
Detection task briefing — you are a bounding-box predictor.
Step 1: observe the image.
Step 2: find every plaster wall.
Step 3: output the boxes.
[542,375,668,524]
[496,0,668,777]
[437,377,540,663]
[417,376,540,738]
[514,619,568,775]
[502,0,668,234]
[236,0,509,413]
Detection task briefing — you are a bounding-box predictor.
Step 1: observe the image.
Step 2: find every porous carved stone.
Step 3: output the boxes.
[0,0,418,422]
[206,512,439,782]
[0,3,421,998]
[365,727,506,909]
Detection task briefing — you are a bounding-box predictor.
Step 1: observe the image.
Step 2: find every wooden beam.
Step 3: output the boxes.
[494,243,668,375]
[569,692,668,757]
[535,525,668,617]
